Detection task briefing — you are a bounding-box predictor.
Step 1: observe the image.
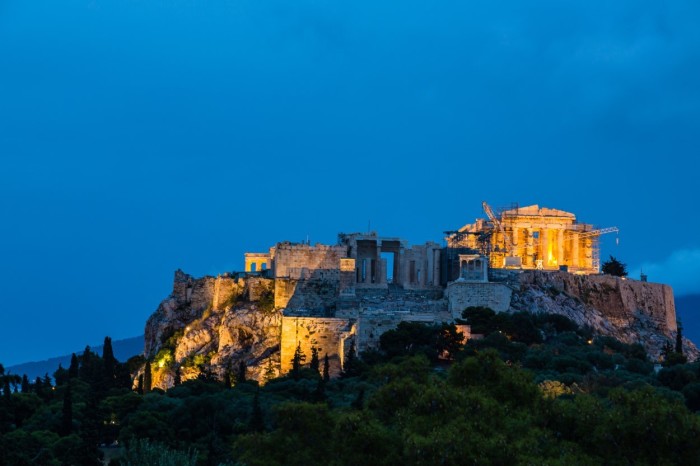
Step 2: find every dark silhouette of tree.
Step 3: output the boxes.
[54,364,68,386]
[2,377,10,401]
[137,374,144,394]
[323,354,330,382]
[174,366,182,386]
[102,336,117,389]
[263,359,276,384]
[291,343,306,380]
[602,256,628,277]
[236,360,247,384]
[143,361,152,393]
[676,321,684,355]
[310,346,320,373]
[21,374,29,393]
[61,383,72,436]
[68,353,79,379]
[342,340,360,378]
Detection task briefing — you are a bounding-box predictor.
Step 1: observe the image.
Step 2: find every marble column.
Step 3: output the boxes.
[557,229,564,267]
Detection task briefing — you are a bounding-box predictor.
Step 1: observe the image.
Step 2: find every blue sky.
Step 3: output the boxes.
[1,0,699,365]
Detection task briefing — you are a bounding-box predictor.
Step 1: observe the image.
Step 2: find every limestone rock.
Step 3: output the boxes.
[144,270,278,389]
[511,271,698,361]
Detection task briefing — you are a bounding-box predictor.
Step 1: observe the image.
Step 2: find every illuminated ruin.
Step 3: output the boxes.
[447,204,618,274]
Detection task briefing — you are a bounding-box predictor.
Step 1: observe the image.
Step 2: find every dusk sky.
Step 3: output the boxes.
[1,0,699,366]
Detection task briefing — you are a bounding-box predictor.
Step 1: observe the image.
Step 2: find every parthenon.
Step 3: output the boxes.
[447,204,611,274]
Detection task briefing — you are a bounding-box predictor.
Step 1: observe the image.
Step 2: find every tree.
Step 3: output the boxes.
[601,256,628,277]
[249,390,265,432]
[143,361,152,393]
[236,360,247,384]
[68,353,79,379]
[342,340,361,378]
[103,336,117,389]
[174,366,182,386]
[61,384,72,436]
[676,321,684,355]
[291,343,306,380]
[20,375,29,393]
[323,354,330,382]
[263,359,276,384]
[310,346,320,373]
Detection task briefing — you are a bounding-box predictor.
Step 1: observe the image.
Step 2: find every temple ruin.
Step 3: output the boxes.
[237,202,620,376]
[446,204,618,274]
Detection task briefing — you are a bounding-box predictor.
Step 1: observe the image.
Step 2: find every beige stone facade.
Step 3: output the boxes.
[448,204,602,273]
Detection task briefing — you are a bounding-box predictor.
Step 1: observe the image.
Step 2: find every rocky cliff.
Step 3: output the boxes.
[143,269,695,389]
[144,270,280,389]
[511,271,697,361]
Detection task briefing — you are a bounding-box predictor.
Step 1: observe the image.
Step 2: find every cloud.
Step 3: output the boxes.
[631,249,700,296]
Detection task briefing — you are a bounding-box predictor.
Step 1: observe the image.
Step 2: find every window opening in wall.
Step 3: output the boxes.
[380,252,394,283]
[261,263,267,270]
[250,263,257,272]
[410,260,416,283]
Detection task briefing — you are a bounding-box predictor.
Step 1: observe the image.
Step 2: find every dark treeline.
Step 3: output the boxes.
[2,312,700,465]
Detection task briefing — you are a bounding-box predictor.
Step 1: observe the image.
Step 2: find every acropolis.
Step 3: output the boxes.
[145,200,682,385]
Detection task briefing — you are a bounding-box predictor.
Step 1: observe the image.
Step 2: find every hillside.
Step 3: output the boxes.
[142,269,694,390]
[7,335,144,380]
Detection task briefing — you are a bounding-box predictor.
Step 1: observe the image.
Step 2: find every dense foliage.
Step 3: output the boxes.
[1,313,700,465]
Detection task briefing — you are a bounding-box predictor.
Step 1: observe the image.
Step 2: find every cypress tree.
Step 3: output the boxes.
[291,343,306,380]
[263,359,276,384]
[323,354,330,382]
[676,321,684,355]
[342,340,361,378]
[103,336,117,389]
[143,361,152,393]
[237,360,247,384]
[310,346,320,373]
[137,374,144,395]
[68,353,79,379]
[21,374,29,393]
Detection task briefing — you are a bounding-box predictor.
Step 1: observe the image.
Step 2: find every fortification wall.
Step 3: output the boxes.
[273,243,348,278]
[445,281,513,317]
[519,271,677,334]
[280,316,355,377]
[247,277,274,302]
[274,278,339,313]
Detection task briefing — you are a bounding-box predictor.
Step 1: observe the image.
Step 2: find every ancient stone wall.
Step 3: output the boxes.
[247,277,274,302]
[520,271,677,334]
[445,281,513,317]
[280,316,355,377]
[274,278,339,313]
[272,243,348,278]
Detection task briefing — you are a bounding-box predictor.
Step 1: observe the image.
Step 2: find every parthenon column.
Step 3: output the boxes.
[572,234,580,268]
[526,229,534,267]
[540,229,548,267]
[557,229,564,267]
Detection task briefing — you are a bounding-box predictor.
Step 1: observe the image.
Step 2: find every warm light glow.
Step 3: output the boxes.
[547,236,557,266]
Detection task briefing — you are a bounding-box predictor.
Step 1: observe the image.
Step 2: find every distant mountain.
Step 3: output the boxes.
[7,335,144,380]
[676,294,700,344]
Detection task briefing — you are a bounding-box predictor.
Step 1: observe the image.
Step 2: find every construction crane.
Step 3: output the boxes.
[576,226,619,240]
[482,201,513,253]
